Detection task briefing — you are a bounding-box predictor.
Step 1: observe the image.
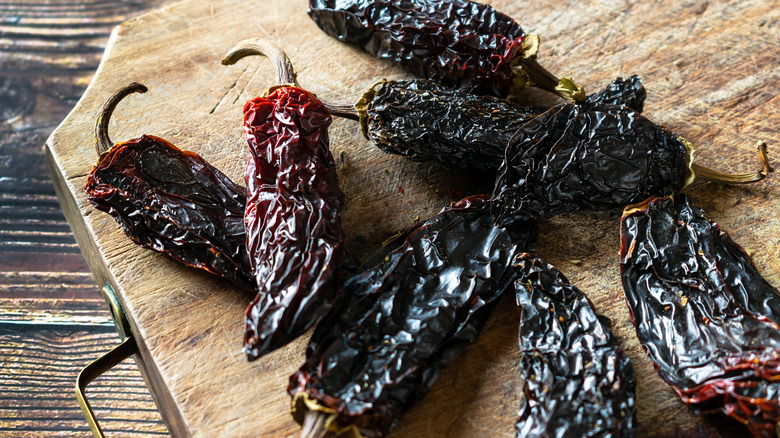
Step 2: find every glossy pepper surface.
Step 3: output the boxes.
[356,76,645,173]
[288,195,537,438]
[223,40,347,359]
[620,194,780,438]
[491,100,772,226]
[85,83,252,290]
[513,253,638,438]
[308,0,580,100]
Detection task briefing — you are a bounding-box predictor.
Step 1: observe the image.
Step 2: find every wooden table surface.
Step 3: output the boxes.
[0,1,170,436]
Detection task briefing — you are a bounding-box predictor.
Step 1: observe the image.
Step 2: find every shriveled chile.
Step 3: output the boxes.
[513,253,638,438]
[85,83,253,290]
[308,0,583,100]
[492,99,772,225]
[620,194,780,437]
[222,39,346,359]
[356,75,646,173]
[288,195,537,438]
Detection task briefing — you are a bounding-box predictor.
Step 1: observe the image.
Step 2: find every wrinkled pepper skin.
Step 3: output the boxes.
[492,101,691,226]
[308,0,528,98]
[242,85,346,360]
[85,135,253,289]
[620,194,780,438]
[513,253,639,438]
[358,76,646,173]
[288,195,537,438]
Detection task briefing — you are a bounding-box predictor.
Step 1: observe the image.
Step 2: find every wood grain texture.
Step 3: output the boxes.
[0,324,168,437]
[45,0,779,437]
[0,0,169,436]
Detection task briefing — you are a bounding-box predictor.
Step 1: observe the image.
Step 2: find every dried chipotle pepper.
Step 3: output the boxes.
[222,39,347,359]
[513,253,639,438]
[85,83,253,290]
[620,194,780,437]
[288,195,537,438]
[308,0,585,100]
[355,75,645,173]
[492,99,772,225]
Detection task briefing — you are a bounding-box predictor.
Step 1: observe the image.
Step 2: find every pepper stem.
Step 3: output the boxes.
[320,99,359,121]
[691,141,773,185]
[511,34,586,102]
[300,411,329,438]
[221,38,297,86]
[95,82,148,156]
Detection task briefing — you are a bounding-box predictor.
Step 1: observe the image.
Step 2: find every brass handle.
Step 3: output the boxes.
[74,284,138,437]
[76,336,138,437]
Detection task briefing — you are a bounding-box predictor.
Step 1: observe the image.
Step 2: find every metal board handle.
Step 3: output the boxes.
[74,284,139,437]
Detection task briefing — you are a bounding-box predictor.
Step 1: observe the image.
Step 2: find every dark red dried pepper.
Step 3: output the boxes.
[222,39,347,359]
[85,83,253,290]
[620,194,780,437]
[513,253,639,438]
[308,0,584,100]
[492,100,772,225]
[288,195,537,438]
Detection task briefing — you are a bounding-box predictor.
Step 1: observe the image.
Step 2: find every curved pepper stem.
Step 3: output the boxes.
[221,39,358,121]
[221,38,297,86]
[94,82,147,156]
[690,141,773,185]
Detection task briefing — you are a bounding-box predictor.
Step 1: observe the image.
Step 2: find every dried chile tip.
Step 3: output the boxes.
[95,82,148,156]
[222,38,297,86]
[690,141,773,185]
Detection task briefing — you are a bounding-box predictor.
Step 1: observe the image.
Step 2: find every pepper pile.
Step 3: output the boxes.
[81,2,778,438]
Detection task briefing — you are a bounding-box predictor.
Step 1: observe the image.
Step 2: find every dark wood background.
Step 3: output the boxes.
[0,1,170,436]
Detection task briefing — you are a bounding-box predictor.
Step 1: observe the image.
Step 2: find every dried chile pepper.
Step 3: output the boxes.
[288,195,537,438]
[513,253,639,438]
[491,99,773,225]
[620,194,780,437]
[355,75,645,173]
[85,83,253,289]
[222,39,347,359]
[308,0,585,100]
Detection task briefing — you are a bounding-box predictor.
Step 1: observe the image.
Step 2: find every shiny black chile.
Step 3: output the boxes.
[492,101,689,226]
[308,0,525,97]
[288,195,537,438]
[620,194,780,438]
[513,253,639,438]
[361,76,646,173]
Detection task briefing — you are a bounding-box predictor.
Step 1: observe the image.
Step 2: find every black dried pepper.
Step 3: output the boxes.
[620,194,780,437]
[288,195,537,438]
[513,253,639,438]
[355,76,645,173]
[492,101,772,225]
[308,0,584,100]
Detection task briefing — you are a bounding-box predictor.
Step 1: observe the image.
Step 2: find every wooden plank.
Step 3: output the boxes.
[0,324,167,437]
[44,0,780,437]
[0,0,171,436]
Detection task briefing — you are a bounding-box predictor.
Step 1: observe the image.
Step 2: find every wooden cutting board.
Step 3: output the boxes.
[45,0,780,436]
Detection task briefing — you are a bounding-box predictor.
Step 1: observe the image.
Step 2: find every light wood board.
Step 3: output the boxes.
[45,0,780,436]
